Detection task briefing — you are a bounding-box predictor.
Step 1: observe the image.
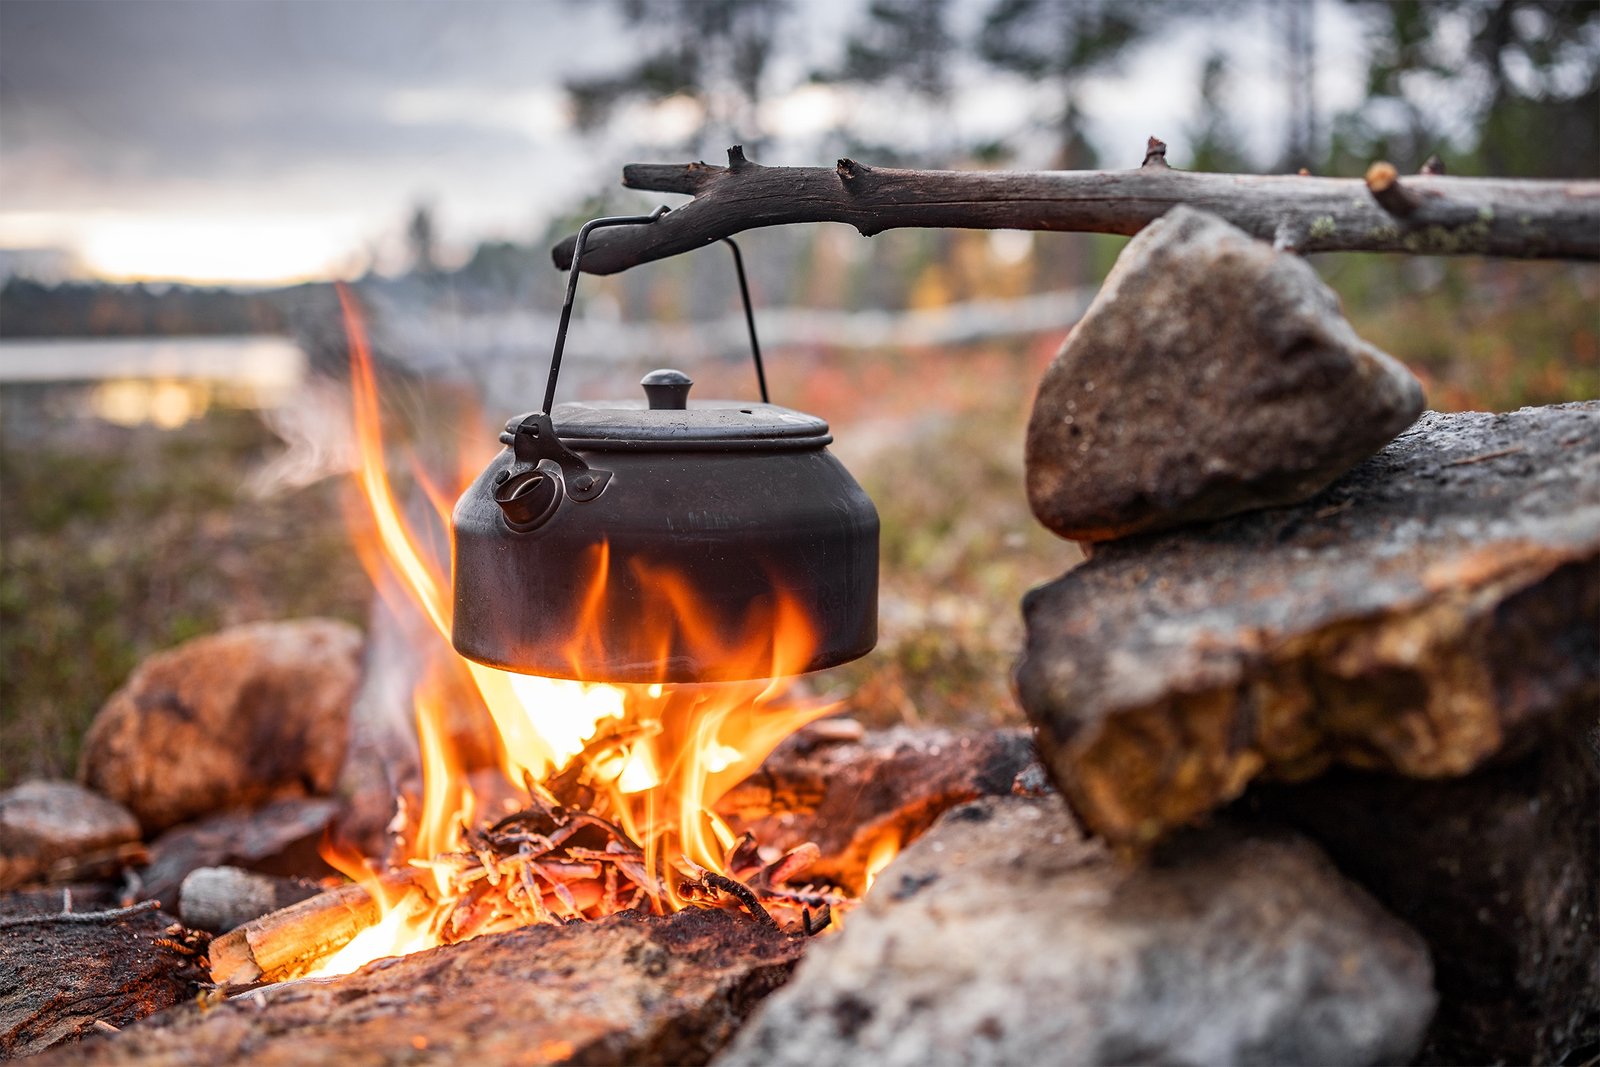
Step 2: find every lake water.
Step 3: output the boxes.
[0,335,307,430]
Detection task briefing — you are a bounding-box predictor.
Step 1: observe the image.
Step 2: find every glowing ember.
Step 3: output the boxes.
[309,287,851,976]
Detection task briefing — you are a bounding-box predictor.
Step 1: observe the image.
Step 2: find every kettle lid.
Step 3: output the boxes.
[550,368,831,453]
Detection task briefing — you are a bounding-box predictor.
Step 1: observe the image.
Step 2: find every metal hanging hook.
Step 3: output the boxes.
[542,208,770,413]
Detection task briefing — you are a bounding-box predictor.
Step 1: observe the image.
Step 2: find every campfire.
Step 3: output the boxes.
[266,287,864,981]
[8,137,1591,1067]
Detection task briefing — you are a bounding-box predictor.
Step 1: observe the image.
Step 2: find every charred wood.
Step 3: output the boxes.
[49,909,801,1067]
[0,887,206,1060]
[716,727,1040,895]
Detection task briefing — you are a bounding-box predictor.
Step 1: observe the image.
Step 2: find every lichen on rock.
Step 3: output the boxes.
[1016,403,1600,846]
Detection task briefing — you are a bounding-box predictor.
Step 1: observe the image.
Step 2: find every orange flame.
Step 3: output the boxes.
[863,832,901,893]
[313,286,836,974]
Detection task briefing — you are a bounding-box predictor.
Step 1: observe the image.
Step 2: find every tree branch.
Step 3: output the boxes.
[552,141,1600,274]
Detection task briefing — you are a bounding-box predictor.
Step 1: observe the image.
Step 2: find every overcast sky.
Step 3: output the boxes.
[0,0,1368,285]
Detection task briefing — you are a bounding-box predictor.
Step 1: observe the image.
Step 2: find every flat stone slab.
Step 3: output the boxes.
[1016,403,1600,846]
[720,796,1434,1067]
[51,908,802,1066]
[139,797,338,911]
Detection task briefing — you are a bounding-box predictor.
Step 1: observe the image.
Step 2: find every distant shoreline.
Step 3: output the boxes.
[0,334,307,389]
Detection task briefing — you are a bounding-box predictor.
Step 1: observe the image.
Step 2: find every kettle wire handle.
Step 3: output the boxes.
[722,236,770,404]
[544,208,770,414]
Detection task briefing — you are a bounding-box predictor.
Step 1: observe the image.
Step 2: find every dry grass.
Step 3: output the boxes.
[0,408,371,785]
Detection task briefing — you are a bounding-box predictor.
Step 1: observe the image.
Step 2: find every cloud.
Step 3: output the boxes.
[0,1,620,217]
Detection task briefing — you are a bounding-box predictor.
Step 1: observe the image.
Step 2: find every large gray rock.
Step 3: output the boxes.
[1244,718,1600,1066]
[720,796,1435,1067]
[80,619,363,834]
[0,780,140,890]
[1026,206,1424,542]
[1016,403,1600,847]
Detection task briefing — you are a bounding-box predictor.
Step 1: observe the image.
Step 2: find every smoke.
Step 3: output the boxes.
[246,377,359,497]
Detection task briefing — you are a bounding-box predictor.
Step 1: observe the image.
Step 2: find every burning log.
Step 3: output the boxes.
[716,727,1040,894]
[207,870,423,985]
[552,142,1600,274]
[207,775,851,986]
[204,725,1023,988]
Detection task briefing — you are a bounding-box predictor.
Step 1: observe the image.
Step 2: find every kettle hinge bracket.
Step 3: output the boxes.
[499,412,612,502]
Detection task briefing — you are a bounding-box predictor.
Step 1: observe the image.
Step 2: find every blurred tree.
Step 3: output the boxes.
[972,0,1162,290]
[1330,0,1600,177]
[0,280,285,338]
[1281,0,1317,172]
[1467,0,1600,176]
[813,0,960,164]
[835,0,956,101]
[457,241,544,300]
[408,203,440,277]
[976,0,1156,168]
[1187,50,1251,172]
[564,0,787,155]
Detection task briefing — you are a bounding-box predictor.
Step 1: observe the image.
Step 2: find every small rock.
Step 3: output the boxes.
[720,796,1435,1067]
[140,797,339,911]
[1016,403,1600,846]
[79,619,363,834]
[0,780,140,890]
[1026,206,1424,542]
[178,866,324,934]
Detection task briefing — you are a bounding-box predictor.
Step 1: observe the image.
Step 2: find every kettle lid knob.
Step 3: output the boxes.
[640,368,692,410]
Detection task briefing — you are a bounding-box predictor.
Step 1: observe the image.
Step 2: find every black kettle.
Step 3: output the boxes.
[451,211,878,684]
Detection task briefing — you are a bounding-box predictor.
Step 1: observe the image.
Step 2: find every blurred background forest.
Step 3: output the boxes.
[3,0,1598,785]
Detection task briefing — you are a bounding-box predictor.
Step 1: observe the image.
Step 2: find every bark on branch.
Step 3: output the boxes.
[552,141,1600,274]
